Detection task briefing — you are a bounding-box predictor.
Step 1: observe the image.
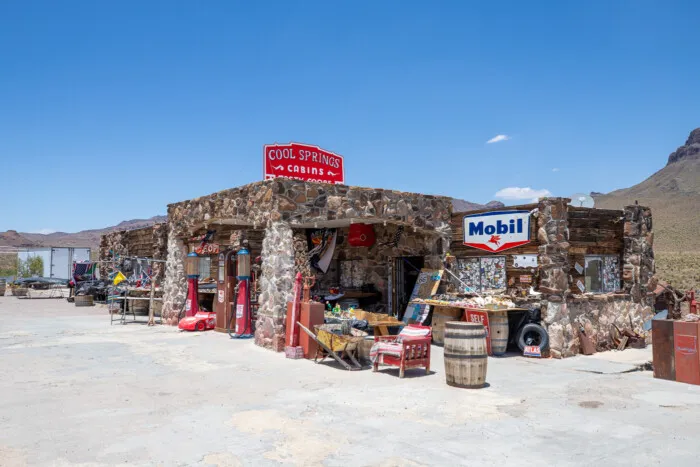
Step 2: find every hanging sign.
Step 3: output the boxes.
[264,143,345,184]
[195,243,220,255]
[463,210,531,253]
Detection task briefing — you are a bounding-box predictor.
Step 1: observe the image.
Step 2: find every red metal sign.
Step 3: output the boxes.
[264,143,345,184]
[463,308,491,355]
[195,243,220,255]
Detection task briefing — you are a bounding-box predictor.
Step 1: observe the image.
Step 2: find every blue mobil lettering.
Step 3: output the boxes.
[468,218,523,236]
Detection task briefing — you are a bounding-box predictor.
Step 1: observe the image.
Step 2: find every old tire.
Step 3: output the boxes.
[517,323,549,351]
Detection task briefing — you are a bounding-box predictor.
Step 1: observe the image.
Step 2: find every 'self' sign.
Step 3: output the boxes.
[463,309,491,355]
[264,143,345,184]
[463,210,531,253]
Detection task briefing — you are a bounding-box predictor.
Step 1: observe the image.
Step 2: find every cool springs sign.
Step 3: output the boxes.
[462,210,531,253]
[264,143,345,184]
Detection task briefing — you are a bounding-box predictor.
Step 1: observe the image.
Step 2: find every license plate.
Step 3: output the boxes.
[524,345,541,357]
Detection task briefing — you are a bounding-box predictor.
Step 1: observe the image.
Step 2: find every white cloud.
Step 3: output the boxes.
[486,134,510,144]
[495,187,552,203]
[552,168,560,172]
[32,229,56,235]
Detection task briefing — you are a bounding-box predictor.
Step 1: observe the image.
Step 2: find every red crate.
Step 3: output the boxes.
[673,321,700,386]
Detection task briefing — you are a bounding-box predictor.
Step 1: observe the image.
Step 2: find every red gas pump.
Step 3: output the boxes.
[689,290,697,315]
[231,246,253,338]
[185,252,200,317]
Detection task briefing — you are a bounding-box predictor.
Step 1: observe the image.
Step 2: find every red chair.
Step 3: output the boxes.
[370,324,432,378]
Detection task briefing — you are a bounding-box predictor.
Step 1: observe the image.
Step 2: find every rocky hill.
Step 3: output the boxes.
[594,128,700,289]
[0,216,166,250]
[594,128,700,252]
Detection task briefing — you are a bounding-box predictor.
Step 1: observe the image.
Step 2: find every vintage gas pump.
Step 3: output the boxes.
[231,246,253,338]
[185,252,200,317]
[215,250,238,332]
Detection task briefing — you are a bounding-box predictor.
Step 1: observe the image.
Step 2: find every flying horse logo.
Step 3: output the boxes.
[488,235,501,246]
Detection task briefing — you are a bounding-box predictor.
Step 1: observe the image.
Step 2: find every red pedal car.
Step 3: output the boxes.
[178,311,216,332]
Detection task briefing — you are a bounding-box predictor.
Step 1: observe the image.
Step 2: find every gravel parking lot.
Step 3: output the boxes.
[1,296,699,466]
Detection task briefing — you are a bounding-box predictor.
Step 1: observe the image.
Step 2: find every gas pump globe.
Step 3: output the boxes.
[232,247,253,338]
[185,252,200,317]
[236,248,251,279]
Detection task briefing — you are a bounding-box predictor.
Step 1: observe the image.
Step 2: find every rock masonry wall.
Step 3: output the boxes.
[99,223,168,281]
[622,205,655,302]
[536,199,655,358]
[167,180,452,238]
[255,221,295,351]
[161,227,187,324]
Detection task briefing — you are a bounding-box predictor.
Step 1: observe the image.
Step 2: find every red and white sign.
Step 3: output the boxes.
[523,345,542,357]
[195,243,220,255]
[463,210,531,253]
[463,308,491,355]
[264,143,345,184]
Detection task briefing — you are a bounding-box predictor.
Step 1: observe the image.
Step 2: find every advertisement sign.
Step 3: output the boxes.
[524,345,542,358]
[195,243,220,255]
[264,143,345,184]
[463,309,491,355]
[463,210,531,253]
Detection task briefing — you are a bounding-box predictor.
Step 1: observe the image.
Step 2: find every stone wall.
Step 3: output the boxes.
[167,179,452,238]
[543,295,653,358]
[537,198,571,296]
[622,205,655,303]
[255,221,295,351]
[161,228,187,324]
[99,223,168,281]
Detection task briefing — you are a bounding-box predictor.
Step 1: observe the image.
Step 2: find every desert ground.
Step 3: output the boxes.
[1,295,699,466]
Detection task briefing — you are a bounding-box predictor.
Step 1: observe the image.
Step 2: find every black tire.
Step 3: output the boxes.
[517,323,549,351]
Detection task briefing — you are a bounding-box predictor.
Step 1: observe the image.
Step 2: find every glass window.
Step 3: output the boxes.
[198,256,211,279]
[584,255,620,293]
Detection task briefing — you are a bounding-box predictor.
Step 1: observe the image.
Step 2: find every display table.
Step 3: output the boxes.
[109,293,163,325]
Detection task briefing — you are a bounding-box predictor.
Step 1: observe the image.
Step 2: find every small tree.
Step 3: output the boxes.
[18,256,44,277]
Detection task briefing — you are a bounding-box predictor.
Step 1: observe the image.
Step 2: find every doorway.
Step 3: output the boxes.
[393,256,424,320]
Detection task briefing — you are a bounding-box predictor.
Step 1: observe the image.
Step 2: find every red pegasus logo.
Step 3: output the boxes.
[488,235,501,246]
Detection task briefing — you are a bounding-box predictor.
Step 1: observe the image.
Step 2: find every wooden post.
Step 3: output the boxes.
[147,261,157,326]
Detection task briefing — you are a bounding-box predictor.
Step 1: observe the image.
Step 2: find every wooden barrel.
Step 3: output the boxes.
[0,279,5,296]
[444,322,488,389]
[431,306,464,345]
[488,310,509,356]
[75,295,94,307]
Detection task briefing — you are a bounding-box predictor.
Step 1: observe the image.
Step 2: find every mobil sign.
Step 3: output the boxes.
[463,210,531,253]
[264,143,345,184]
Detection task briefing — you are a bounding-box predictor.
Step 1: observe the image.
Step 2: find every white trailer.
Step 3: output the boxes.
[18,247,92,279]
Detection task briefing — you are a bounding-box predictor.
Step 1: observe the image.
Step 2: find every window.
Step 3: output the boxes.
[584,255,620,293]
[198,256,211,279]
[454,256,506,292]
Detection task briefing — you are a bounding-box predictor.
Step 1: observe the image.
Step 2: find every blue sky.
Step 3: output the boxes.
[1,1,698,233]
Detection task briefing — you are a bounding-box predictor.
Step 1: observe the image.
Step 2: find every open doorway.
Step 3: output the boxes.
[393,256,424,320]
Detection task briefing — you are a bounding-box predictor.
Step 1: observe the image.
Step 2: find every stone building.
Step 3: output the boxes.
[161,179,452,351]
[448,199,654,358]
[99,223,168,281]
[106,179,654,359]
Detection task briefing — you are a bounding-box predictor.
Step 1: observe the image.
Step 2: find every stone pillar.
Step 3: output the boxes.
[255,221,295,351]
[622,205,654,303]
[537,198,572,359]
[536,198,570,296]
[161,227,187,325]
[292,230,311,277]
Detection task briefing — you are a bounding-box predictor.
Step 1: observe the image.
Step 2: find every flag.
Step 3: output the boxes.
[113,272,126,286]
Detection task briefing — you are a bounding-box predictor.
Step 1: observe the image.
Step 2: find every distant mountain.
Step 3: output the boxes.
[594,128,700,252]
[0,216,166,250]
[451,199,505,212]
